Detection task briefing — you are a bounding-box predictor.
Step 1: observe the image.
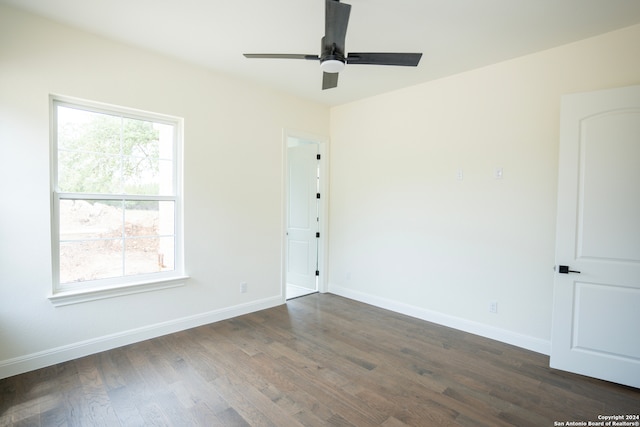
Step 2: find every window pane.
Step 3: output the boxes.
[122,118,159,157]
[60,239,123,284]
[158,159,174,196]
[124,201,174,237]
[155,122,174,162]
[57,107,175,196]
[59,199,123,241]
[124,236,175,276]
[120,118,174,196]
[57,106,121,154]
[122,157,173,195]
[58,151,123,193]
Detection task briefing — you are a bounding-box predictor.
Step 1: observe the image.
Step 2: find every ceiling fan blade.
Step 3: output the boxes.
[243,54,319,60]
[322,72,339,90]
[346,52,423,66]
[324,0,351,54]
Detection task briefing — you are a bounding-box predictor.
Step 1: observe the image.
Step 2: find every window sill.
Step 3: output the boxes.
[48,275,189,307]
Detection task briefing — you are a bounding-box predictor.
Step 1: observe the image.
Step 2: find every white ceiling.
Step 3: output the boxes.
[3,0,640,106]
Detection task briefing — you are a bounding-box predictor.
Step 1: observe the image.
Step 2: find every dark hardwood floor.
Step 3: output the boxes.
[1,294,638,426]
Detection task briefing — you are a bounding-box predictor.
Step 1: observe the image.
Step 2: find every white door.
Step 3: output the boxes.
[286,142,320,298]
[551,85,640,388]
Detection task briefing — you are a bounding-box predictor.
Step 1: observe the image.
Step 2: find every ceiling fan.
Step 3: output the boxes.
[243,0,423,90]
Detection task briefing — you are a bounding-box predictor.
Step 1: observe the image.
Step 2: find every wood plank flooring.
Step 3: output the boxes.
[1,294,638,426]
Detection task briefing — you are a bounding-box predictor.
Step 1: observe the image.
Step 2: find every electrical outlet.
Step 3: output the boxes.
[489,301,498,314]
[240,282,248,293]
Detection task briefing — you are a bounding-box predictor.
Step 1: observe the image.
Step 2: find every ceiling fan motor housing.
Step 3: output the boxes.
[320,35,346,73]
[320,53,346,73]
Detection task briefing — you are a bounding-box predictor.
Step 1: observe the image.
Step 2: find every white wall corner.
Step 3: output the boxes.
[328,283,551,356]
[0,296,283,380]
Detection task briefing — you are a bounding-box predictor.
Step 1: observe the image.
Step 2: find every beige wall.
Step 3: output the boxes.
[0,5,329,378]
[328,24,640,353]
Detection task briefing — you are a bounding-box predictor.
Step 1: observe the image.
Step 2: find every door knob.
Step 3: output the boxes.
[558,265,581,274]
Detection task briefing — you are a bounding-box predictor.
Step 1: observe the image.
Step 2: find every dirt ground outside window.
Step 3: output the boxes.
[59,200,173,284]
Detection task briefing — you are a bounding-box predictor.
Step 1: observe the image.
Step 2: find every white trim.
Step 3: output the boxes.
[48,275,189,306]
[0,295,283,380]
[57,192,177,201]
[329,283,551,355]
[51,93,179,125]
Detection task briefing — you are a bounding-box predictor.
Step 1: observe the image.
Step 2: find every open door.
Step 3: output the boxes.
[286,141,320,299]
[551,85,640,388]
[283,132,328,300]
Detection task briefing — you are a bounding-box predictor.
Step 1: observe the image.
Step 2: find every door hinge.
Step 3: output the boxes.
[317,154,321,160]
[316,193,321,199]
[316,232,320,238]
[315,270,320,276]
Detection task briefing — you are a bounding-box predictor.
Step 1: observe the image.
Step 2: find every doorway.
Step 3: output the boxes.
[283,131,328,300]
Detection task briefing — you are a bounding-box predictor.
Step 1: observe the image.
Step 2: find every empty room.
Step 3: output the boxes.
[1,0,639,425]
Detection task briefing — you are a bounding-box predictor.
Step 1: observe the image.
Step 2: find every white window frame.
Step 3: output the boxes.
[49,95,186,306]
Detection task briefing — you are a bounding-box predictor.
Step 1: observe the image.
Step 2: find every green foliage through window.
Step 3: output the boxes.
[57,106,169,195]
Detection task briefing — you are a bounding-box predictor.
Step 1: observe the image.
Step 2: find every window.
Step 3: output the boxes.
[50,96,184,302]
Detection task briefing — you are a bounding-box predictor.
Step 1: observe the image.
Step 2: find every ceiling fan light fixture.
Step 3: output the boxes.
[320,59,345,73]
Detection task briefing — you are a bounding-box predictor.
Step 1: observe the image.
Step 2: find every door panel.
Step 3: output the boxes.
[289,158,313,230]
[551,85,640,388]
[573,283,640,358]
[578,111,640,261]
[288,240,310,275]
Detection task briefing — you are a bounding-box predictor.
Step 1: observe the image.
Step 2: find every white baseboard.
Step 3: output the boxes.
[1,289,551,380]
[329,284,551,356]
[0,295,283,380]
